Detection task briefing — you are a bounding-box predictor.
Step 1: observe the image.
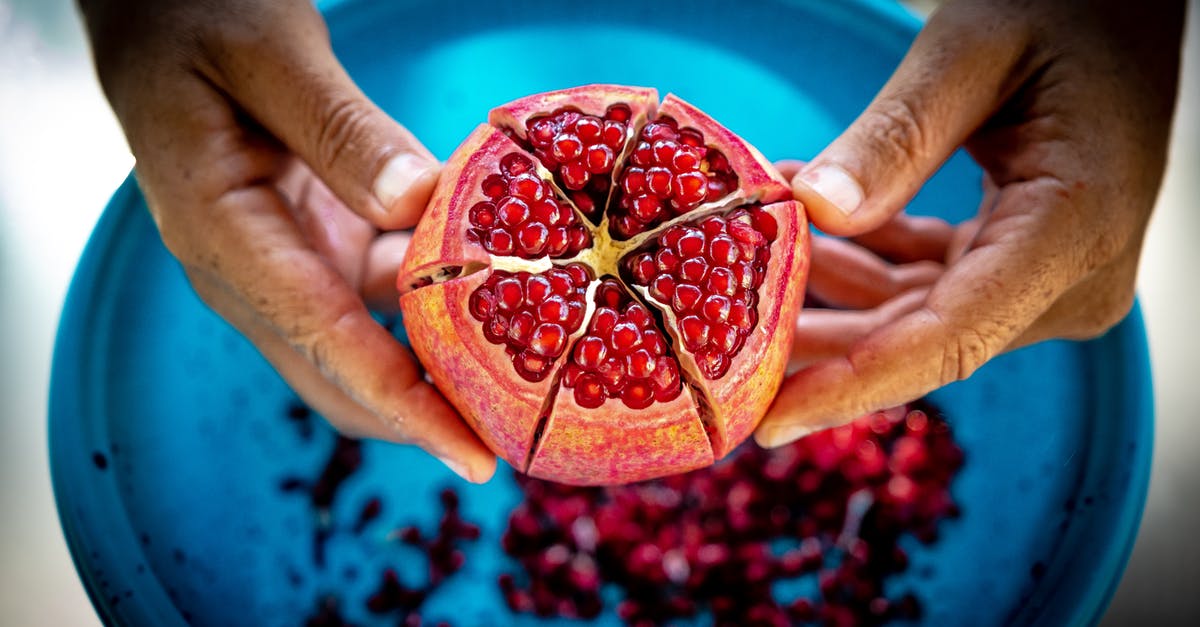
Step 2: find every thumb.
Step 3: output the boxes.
[203,1,438,230]
[794,3,1028,236]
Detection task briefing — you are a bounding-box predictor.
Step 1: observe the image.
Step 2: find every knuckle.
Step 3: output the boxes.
[313,96,375,174]
[860,96,929,171]
[938,326,995,386]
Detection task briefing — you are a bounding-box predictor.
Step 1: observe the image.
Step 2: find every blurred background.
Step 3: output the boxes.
[1,0,1196,624]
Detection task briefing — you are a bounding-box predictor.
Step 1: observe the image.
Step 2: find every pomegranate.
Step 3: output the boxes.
[398,85,808,485]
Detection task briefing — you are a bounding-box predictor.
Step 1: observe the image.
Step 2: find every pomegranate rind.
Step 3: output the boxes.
[657,94,791,206]
[487,85,660,140]
[397,124,545,289]
[658,200,809,457]
[398,272,554,471]
[527,387,712,485]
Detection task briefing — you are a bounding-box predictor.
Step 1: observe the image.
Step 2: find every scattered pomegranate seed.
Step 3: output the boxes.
[498,401,964,624]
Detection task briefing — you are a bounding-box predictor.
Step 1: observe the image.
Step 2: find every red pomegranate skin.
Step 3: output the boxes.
[398,85,807,485]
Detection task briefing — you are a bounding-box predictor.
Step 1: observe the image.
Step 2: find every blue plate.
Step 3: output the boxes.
[50,0,1153,625]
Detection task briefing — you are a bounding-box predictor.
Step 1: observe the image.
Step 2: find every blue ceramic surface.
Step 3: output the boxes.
[51,1,1152,625]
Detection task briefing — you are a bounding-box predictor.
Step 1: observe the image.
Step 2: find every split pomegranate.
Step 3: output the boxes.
[398,85,808,485]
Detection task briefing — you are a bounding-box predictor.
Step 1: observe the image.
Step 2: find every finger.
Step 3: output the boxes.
[774,159,807,182]
[362,231,412,312]
[792,3,1031,236]
[200,185,496,482]
[278,159,376,290]
[758,179,1081,447]
[201,0,440,230]
[849,213,955,264]
[791,287,930,370]
[807,236,942,309]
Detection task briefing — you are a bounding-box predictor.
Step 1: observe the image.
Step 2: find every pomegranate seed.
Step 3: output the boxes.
[651,357,680,395]
[524,276,551,305]
[630,194,661,222]
[509,173,545,201]
[500,153,534,176]
[590,307,618,335]
[573,336,607,369]
[482,174,507,199]
[546,227,569,256]
[537,296,567,323]
[468,289,495,320]
[675,230,705,257]
[529,323,565,357]
[625,302,651,328]
[621,382,654,409]
[574,116,602,142]
[497,197,530,227]
[601,120,625,148]
[507,311,535,346]
[561,161,589,189]
[679,316,709,351]
[654,248,679,273]
[646,166,673,197]
[469,201,495,228]
[627,348,656,378]
[709,323,739,353]
[650,275,675,301]
[485,229,514,255]
[584,144,614,174]
[610,321,641,353]
[629,253,656,284]
[673,170,708,205]
[518,222,549,256]
[529,197,556,224]
[552,133,584,161]
[605,103,631,122]
[672,283,703,312]
[679,257,709,283]
[701,294,730,324]
[495,278,523,311]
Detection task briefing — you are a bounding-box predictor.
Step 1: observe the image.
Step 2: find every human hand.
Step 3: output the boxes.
[756,0,1184,447]
[80,0,497,481]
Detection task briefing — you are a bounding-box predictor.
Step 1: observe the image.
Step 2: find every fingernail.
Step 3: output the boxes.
[373,153,438,210]
[758,423,818,448]
[797,164,864,215]
[435,454,474,482]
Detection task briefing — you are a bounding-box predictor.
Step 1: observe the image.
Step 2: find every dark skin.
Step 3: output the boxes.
[80,0,1183,472]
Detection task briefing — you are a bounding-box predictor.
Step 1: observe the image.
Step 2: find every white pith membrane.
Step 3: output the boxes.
[399,95,786,474]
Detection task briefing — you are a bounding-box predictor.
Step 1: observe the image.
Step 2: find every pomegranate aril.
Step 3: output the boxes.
[610,321,641,353]
[650,275,675,301]
[508,311,535,346]
[629,253,656,284]
[529,323,566,357]
[701,294,731,324]
[621,382,654,409]
[585,145,614,174]
[646,166,673,197]
[500,153,534,176]
[485,229,514,255]
[679,257,709,283]
[574,116,602,142]
[709,323,740,354]
[628,348,656,378]
[672,283,703,312]
[495,278,523,311]
[573,336,607,369]
[561,161,589,189]
[679,316,709,352]
[497,197,530,227]
[517,222,549,255]
[537,296,567,323]
[590,307,618,335]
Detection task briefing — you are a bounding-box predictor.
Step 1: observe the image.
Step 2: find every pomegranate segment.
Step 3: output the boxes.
[399,85,809,484]
[469,152,591,259]
[399,270,570,467]
[490,85,659,222]
[469,265,592,382]
[624,207,777,380]
[665,200,808,458]
[609,116,739,239]
[560,278,683,409]
[398,125,584,290]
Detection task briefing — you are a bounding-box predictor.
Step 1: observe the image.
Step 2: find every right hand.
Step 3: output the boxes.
[80,0,498,482]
